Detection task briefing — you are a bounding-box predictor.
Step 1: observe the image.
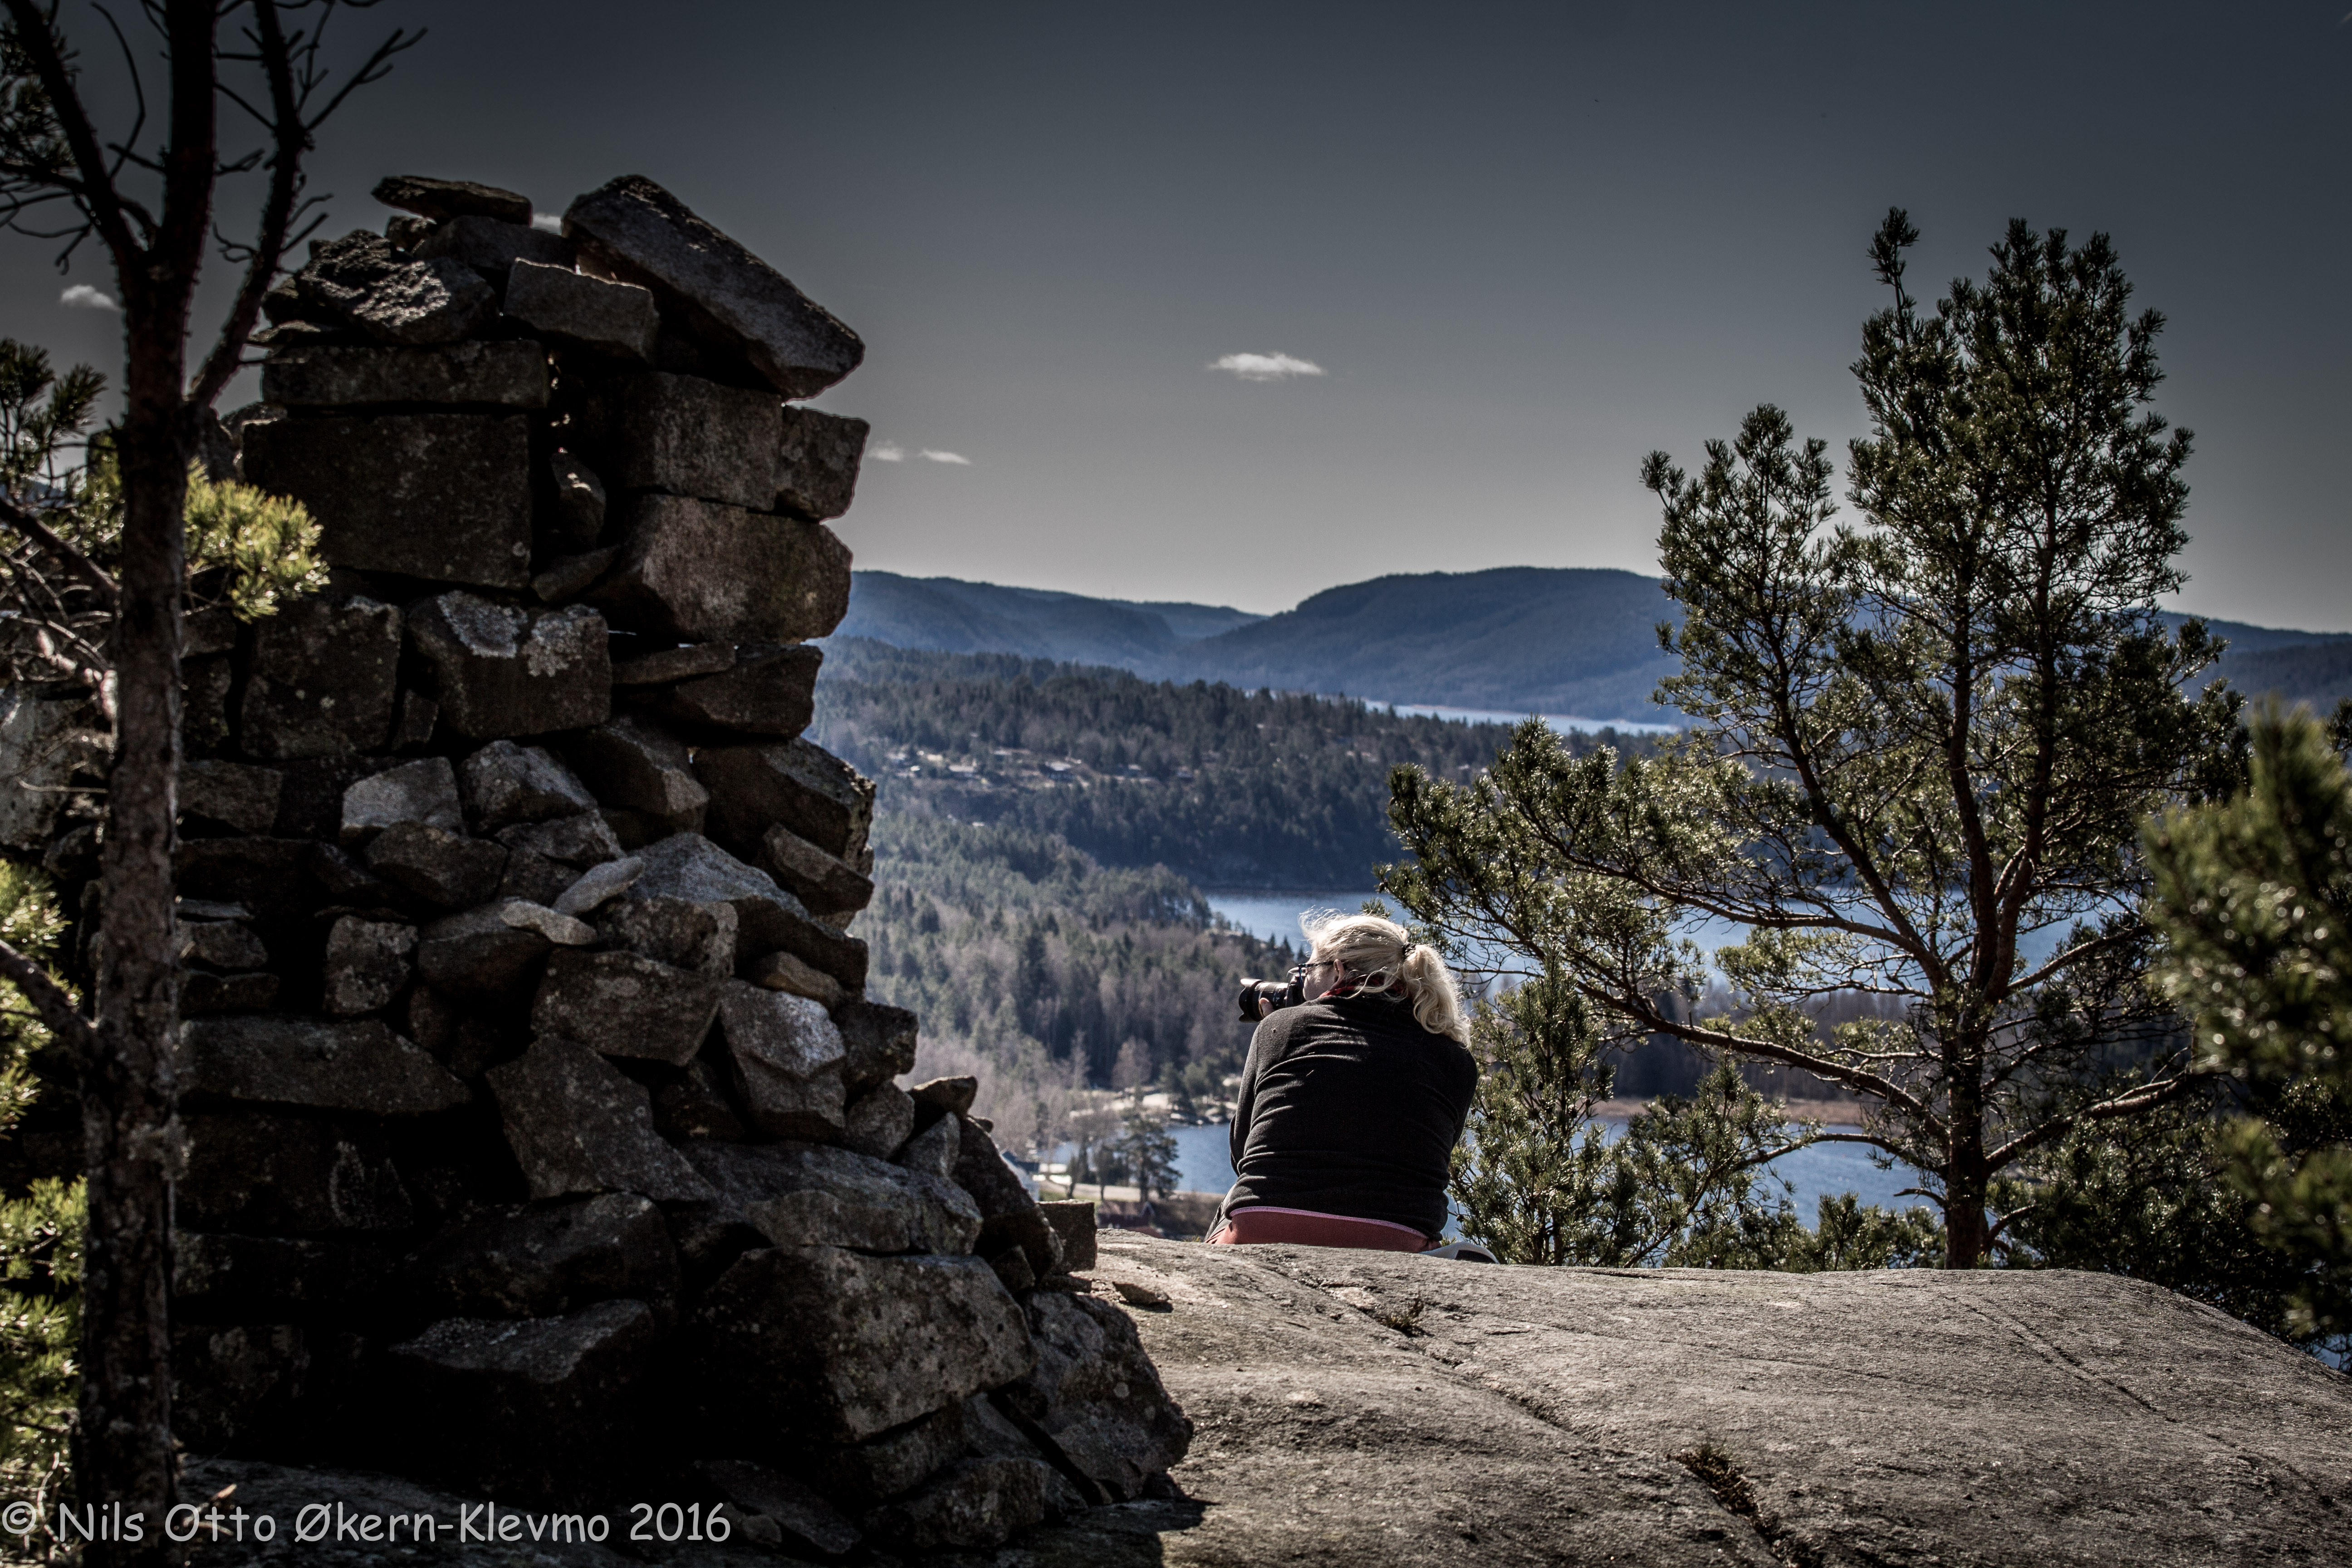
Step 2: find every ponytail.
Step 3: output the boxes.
[1298,910,1470,1043]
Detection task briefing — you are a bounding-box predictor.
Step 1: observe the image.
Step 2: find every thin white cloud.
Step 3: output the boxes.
[1210,351,1324,382]
[530,212,564,234]
[869,441,905,462]
[921,449,971,466]
[59,284,117,312]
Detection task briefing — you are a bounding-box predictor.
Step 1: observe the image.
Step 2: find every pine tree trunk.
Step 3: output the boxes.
[1942,1065,1991,1269]
[77,323,190,1567]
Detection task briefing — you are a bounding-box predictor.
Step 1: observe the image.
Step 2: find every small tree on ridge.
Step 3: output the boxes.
[1387,211,2240,1268]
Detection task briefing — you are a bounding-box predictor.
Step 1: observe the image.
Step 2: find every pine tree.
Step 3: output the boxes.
[1388,212,2237,1267]
[1122,1108,1180,1201]
[0,863,81,1519]
[1450,970,1939,1269]
[2142,710,2352,1344]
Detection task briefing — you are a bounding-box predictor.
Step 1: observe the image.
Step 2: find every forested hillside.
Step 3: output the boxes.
[1172,566,1682,720]
[812,638,1650,888]
[837,571,1262,664]
[856,816,1295,1152]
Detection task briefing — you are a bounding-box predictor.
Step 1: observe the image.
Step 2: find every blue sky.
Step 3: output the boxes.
[5,1,2347,625]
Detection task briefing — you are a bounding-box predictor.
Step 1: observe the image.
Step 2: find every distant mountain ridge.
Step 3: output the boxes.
[838,573,1265,668]
[1173,567,1681,720]
[829,568,2352,724]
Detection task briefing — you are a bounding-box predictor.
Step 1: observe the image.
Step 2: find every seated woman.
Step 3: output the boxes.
[1209,911,1478,1253]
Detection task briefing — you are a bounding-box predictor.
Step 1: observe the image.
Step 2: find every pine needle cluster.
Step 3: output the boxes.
[0,862,79,1518]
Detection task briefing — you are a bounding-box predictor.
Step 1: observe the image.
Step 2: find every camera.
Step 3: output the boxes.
[1237,969,1308,1022]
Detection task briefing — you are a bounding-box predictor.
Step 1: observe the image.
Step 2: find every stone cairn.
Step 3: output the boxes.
[13,173,1191,1555]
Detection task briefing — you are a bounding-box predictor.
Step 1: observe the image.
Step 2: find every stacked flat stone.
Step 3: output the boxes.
[29,172,1188,1555]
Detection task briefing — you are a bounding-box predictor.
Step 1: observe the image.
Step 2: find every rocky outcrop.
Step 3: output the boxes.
[171,1230,2352,1566]
[1072,1233,2352,1566]
[16,168,1188,1554]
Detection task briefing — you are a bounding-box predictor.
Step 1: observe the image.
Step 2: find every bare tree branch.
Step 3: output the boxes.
[1,0,142,266]
[0,491,119,606]
[1984,1066,2212,1170]
[190,0,297,406]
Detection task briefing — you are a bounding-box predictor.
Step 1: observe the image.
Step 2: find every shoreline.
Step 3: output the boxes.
[1592,1096,1867,1126]
[1133,1096,1872,1131]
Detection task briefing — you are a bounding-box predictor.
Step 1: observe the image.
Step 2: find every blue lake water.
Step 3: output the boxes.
[1205,890,1391,946]
[1171,1118,1931,1238]
[1204,890,1742,975]
[1368,701,1681,737]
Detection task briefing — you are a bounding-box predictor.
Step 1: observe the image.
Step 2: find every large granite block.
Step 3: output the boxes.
[775,407,869,522]
[954,1116,1063,1278]
[715,982,847,1138]
[484,1036,712,1203]
[696,735,875,863]
[504,260,657,361]
[841,1083,915,1161]
[243,414,534,589]
[684,1142,977,1255]
[837,1000,919,1095]
[408,593,611,740]
[553,715,707,836]
[593,892,732,974]
[374,175,534,225]
[529,947,721,1066]
[178,1016,467,1116]
[407,1193,679,1320]
[693,1246,1030,1444]
[760,821,874,921]
[180,760,284,838]
[563,175,863,398]
[645,642,821,737]
[591,493,850,645]
[998,1290,1193,1502]
[238,597,402,761]
[321,916,418,1016]
[574,370,779,510]
[415,901,554,1004]
[261,341,549,410]
[622,832,867,989]
[385,1299,657,1503]
[364,822,508,908]
[863,1457,1056,1553]
[459,740,597,831]
[289,230,499,346]
[339,756,463,843]
[498,812,624,870]
[410,214,573,276]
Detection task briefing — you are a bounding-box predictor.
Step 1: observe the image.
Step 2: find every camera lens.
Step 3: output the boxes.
[1236,974,1308,1022]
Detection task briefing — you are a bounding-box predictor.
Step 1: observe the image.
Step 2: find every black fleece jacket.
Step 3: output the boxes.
[1221,990,1478,1240]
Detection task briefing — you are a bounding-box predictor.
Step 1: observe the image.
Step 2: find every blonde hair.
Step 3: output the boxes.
[1300,910,1469,1043]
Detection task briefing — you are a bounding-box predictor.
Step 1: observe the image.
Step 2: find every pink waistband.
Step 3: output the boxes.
[1208,1205,1433,1252]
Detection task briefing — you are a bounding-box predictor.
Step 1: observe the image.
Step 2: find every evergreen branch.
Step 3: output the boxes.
[0,936,88,1053]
